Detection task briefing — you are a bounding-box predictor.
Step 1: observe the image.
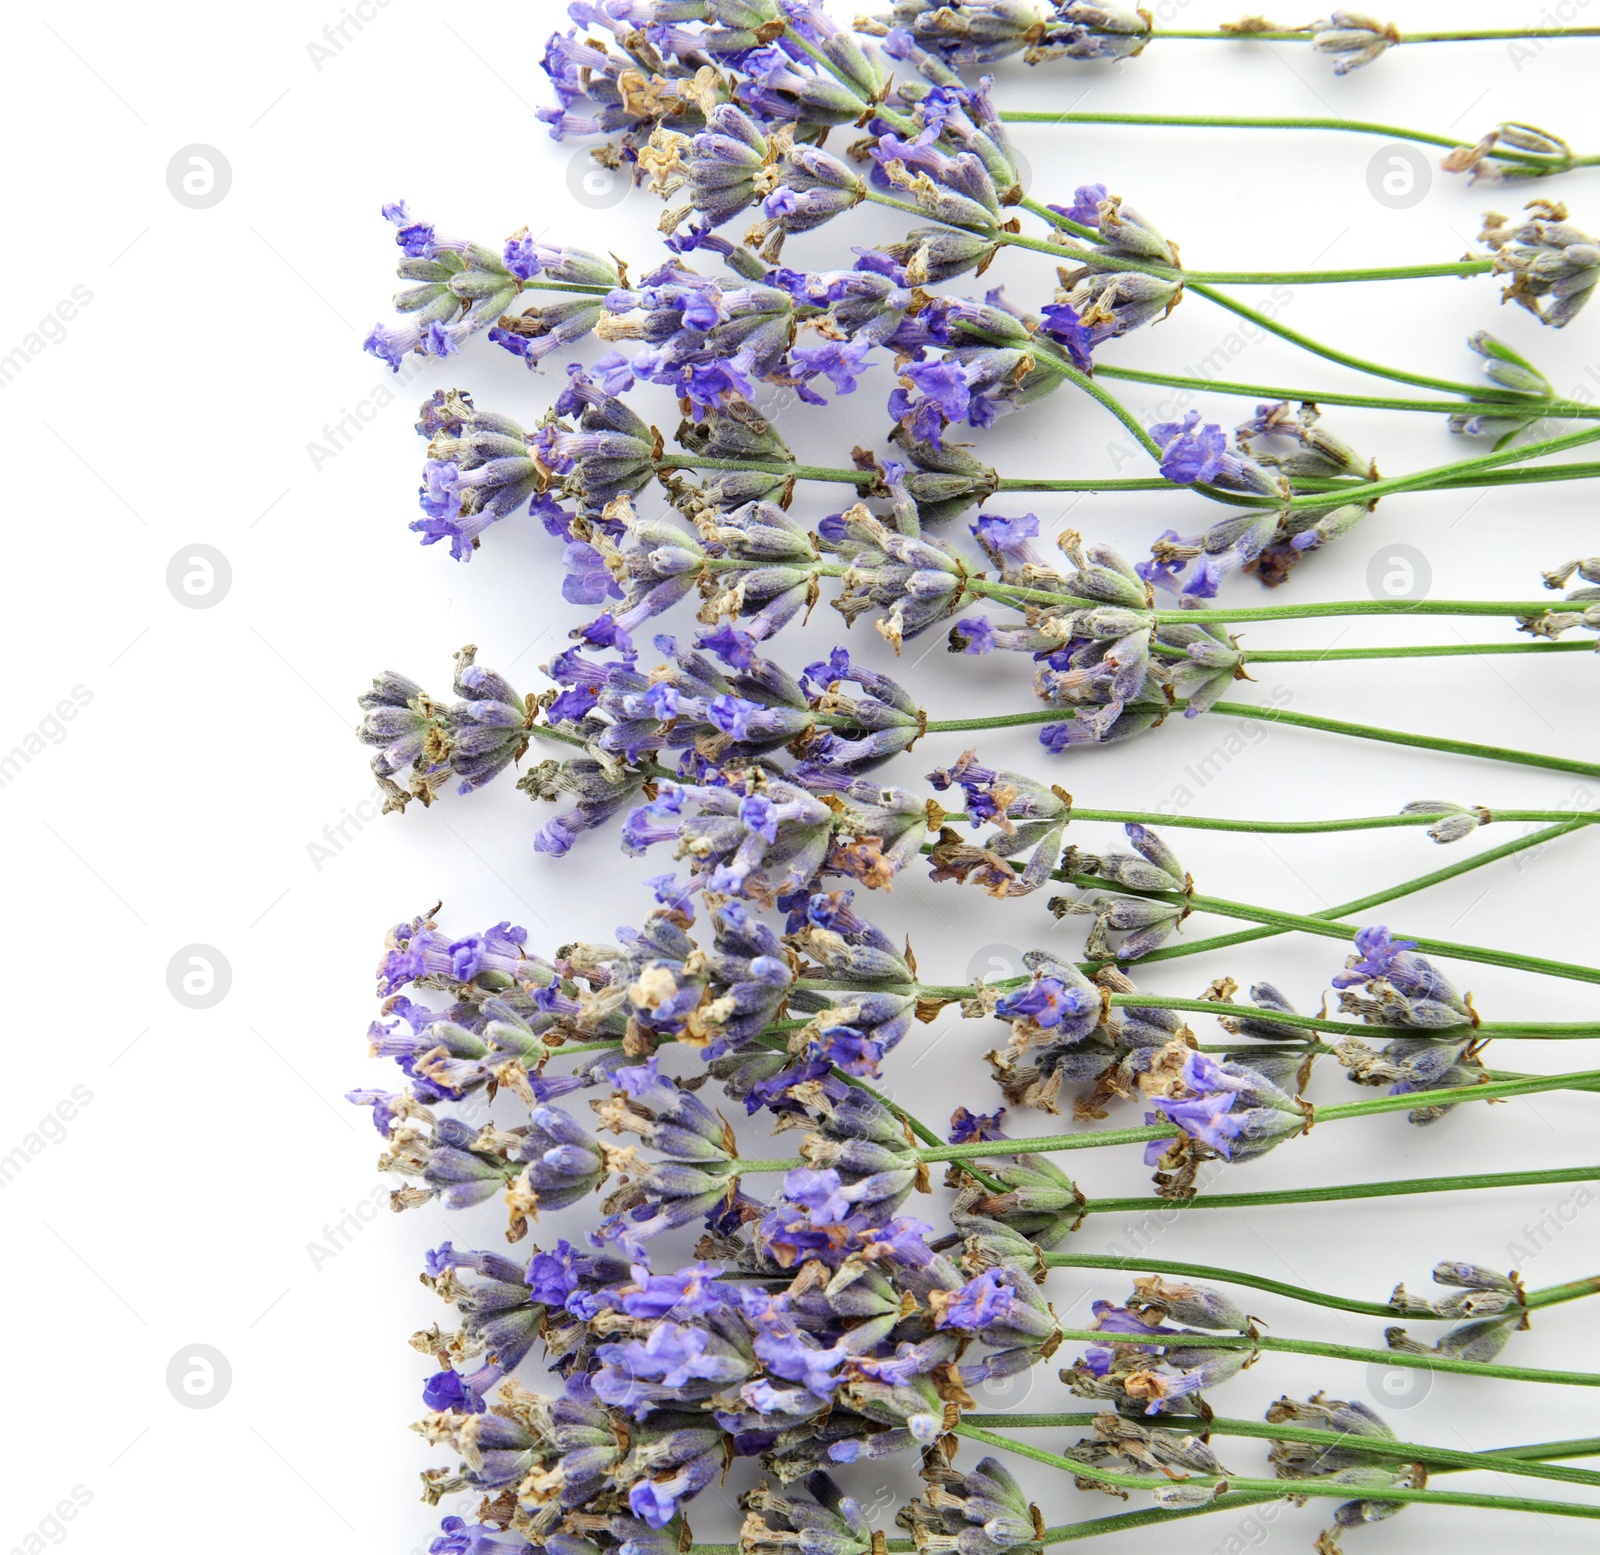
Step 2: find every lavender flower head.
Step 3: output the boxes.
[364,202,524,369]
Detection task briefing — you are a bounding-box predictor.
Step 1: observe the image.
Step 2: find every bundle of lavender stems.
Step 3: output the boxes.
[344,7,1600,1552]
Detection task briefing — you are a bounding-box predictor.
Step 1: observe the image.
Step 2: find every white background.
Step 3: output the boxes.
[3,2,1599,1552]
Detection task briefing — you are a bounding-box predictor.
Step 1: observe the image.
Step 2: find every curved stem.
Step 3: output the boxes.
[1189,279,1565,400]
[919,1078,1600,1157]
[1209,700,1600,780]
[1146,27,1600,41]
[673,346,1600,524]
[739,1083,1600,1174]
[1035,1253,1598,1325]
[1125,820,1592,969]
[922,701,1600,783]
[996,109,1564,167]
[532,1434,1600,1554]
[1051,868,1600,985]
[964,1413,1600,1490]
[955,1422,1600,1518]
[1044,1324,1600,1386]
[1020,195,1499,397]
[1276,420,1600,511]
[1036,1252,1402,1319]
[1093,361,1590,416]
[998,225,1496,286]
[930,990,1600,1041]
[1032,353,1166,461]
[804,1050,1008,1195]
[1026,806,1593,837]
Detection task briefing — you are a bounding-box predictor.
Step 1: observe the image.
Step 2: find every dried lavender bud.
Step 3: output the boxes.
[1481,200,1600,327]
[1310,11,1401,74]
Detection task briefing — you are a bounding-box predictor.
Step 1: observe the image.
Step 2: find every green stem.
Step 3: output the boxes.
[921,1078,1600,1159]
[1049,806,1596,837]
[929,987,1600,1040]
[922,700,1600,783]
[659,451,1600,501]
[1031,353,1166,461]
[1163,598,1563,621]
[1191,887,1600,983]
[655,454,871,487]
[964,1413,1600,1490]
[1093,362,1588,416]
[1036,1253,1400,1319]
[1132,820,1589,969]
[1043,1324,1600,1386]
[1191,279,1551,399]
[998,225,1496,286]
[1185,280,1478,391]
[1011,812,1587,838]
[1052,868,1600,985]
[954,1422,1600,1519]
[992,1427,1600,1548]
[1275,421,1600,511]
[518,278,613,297]
[812,1053,1007,1195]
[1209,700,1600,780]
[1035,1254,1597,1324]
[1031,1501,1283,1546]
[812,964,1599,1040]
[1020,194,1498,397]
[738,1083,1600,1173]
[1528,1275,1600,1310]
[996,110,1570,171]
[1430,459,1600,491]
[1142,27,1600,41]
[1069,1164,1600,1218]
[1234,639,1596,662]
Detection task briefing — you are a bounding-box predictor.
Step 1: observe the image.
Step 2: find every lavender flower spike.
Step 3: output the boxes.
[364,202,523,369]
